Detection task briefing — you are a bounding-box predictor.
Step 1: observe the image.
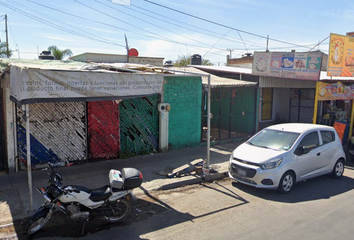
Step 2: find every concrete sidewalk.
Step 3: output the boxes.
[0,141,242,233]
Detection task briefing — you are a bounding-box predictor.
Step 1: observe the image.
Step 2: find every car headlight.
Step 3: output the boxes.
[261,158,283,170]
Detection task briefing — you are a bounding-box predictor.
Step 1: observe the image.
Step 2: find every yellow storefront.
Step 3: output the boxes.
[313,81,354,145]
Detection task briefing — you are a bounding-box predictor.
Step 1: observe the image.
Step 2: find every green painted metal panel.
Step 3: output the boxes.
[231,88,256,133]
[164,76,202,148]
[205,87,256,141]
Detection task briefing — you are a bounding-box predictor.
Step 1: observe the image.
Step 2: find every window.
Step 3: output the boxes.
[299,131,319,149]
[320,131,335,144]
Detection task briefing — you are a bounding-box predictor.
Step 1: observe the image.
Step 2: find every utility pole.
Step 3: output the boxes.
[227,48,234,59]
[5,14,10,58]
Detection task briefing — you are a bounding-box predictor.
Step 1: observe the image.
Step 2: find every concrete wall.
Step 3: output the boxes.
[163,76,202,149]
[227,55,253,68]
[1,72,16,171]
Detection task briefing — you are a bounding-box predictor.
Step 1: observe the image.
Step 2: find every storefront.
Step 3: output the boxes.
[313,33,354,146]
[313,80,354,145]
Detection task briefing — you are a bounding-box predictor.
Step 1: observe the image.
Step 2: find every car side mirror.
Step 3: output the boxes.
[295,146,311,155]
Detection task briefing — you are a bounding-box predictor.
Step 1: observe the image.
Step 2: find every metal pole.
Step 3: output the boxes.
[348,101,354,142]
[206,75,211,167]
[125,34,129,63]
[5,14,9,58]
[312,81,319,124]
[25,104,33,211]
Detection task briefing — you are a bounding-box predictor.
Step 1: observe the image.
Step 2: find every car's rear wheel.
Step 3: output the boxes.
[277,171,295,194]
[331,159,344,178]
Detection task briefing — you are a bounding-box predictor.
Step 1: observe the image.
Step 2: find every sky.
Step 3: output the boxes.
[0,0,353,65]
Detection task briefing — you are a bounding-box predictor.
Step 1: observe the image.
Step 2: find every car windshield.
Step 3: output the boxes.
[247,129,300,151]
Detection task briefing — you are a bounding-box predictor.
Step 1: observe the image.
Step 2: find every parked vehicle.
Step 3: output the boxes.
[26,163,143,235]
[228,123,346,193]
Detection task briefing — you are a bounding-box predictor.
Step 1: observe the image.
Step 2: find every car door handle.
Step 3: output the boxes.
[317,152,320,156]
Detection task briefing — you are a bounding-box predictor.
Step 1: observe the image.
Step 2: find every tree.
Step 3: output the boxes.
[0,42,12,58]
[47,45,73,60]
[173,54,213,67]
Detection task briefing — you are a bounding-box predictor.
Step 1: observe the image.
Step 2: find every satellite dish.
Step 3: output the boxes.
[128,48,138,57]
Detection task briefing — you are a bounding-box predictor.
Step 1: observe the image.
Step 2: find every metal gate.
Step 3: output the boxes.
[202,87,257,142]
[88,101,120,159]
[290,89,315,123]
[119,95,159,158]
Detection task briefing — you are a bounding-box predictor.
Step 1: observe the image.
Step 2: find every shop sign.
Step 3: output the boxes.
[252,51,322,81]
[318,81,354,100]
[327,33,354,77]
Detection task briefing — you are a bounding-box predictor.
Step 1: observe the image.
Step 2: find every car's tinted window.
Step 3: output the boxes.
[320,131,335,144]
[299,131,319,149]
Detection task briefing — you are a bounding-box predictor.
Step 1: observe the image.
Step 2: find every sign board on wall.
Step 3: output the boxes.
[327,33,354,77]
[252,51,322,81]
[10,66,163,105]
[317,81,354,101]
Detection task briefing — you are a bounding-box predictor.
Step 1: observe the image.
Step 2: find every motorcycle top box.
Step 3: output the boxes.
[122,168,143,189]
[109,169,124,189]
[109,168,143,190]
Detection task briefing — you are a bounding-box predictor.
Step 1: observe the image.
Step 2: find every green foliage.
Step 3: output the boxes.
[47,45,73,60]
[0,42,12,58]
[173,54,213,67]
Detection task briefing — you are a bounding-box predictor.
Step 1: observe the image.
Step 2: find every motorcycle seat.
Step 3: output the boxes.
[90,185,111,201]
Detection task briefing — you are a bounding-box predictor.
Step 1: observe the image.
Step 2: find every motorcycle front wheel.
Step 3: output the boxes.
[102,198,131,223]
[26,216,46,235]
[26,207,51,235]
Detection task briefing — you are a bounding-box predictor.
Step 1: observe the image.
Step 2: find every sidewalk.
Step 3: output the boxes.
[0,141,242,234]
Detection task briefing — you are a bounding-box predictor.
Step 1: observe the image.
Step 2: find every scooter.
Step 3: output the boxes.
[26,163,143,235]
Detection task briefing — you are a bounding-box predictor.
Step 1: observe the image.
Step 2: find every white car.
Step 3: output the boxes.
[228,123,346,193]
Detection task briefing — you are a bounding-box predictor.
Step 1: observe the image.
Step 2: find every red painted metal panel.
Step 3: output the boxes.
[88,101,120,159]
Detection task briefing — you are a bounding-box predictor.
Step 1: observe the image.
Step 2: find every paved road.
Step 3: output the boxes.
[10,162,354,240]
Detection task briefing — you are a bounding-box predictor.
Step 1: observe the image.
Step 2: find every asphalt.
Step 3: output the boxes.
[0,140,244,236]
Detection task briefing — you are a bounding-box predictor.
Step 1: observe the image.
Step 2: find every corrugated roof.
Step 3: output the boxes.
[192,64,354,82]
[169,67,257,88]
[0,59,167,74]
[190,65,253,75]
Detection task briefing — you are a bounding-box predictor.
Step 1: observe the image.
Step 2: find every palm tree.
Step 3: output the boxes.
[47,45,73,60]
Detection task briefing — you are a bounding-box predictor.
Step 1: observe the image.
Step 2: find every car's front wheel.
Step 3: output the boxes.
[277,171,295,194]
[331,159,344,178]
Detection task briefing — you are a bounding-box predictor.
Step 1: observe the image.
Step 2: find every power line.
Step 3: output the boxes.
[0,0,127,48]
[20,0,230,58]
[73,0,227,57]
[120,0,260,48]
[94,0,226,51]
[13,0,123,47]
[142,0,313,50]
